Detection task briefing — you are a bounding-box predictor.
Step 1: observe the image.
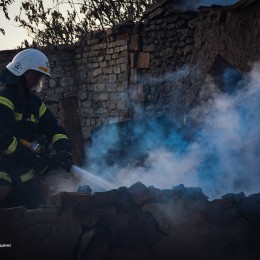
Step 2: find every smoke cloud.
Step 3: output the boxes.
[176,0,239,10]
[83,62,260,199]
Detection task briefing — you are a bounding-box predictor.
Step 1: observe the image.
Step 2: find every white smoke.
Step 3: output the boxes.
[83,62,260,199]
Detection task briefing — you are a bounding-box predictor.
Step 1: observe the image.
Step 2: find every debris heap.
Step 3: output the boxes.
[1,182,260,259]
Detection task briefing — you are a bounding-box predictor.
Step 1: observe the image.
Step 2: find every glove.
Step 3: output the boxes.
[54,151,73,172]
[32,155,58,175]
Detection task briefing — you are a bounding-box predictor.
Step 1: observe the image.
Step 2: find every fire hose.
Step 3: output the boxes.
[20,139,116,190]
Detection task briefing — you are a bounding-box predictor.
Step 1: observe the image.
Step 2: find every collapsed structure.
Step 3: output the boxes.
[0,0,260,259]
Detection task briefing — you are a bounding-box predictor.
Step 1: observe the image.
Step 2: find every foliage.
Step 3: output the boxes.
[0,0,14,35]
[13,0,156,46]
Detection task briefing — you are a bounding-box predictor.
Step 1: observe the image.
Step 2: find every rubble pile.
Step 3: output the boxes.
[1,182,260,259]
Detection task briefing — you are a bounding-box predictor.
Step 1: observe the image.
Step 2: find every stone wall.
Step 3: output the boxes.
[74,32,132,139]
[0,1,259,141]
[132,1,260,120]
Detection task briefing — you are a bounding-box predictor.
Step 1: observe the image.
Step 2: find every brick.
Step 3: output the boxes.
[112,53,118,59]
[120,45,128,52]
[117,57,126,64]
[138,52,150,69]
[107,48,114,54]
[107,42,116,48]
[116,39,127,46]
[114,47,121,53]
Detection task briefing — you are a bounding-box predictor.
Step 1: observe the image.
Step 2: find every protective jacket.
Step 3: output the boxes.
[0,84,71,186]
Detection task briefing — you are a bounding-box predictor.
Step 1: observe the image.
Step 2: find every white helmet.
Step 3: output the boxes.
[6,48,51,77]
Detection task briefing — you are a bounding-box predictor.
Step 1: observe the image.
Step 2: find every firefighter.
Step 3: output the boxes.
[0,48,73,209]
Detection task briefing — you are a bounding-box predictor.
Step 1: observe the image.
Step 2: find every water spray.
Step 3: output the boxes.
[70,165,117,190]
[20,139,117,191]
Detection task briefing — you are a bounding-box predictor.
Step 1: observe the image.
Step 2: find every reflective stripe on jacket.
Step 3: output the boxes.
[0,85,71,164]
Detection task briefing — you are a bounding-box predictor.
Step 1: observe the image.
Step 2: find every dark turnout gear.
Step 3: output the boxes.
[0,84,72,208]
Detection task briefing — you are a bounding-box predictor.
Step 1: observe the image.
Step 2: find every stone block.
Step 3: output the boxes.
[117,82,127,92]
[109,74,117,83]
[97,75,109,83]
[98,56,105,62]
[184,45,193,56]
[113,66,121,74]
[49,78,56,88]
[105,55,112,61]
[114,47,121,53]
[82,101,92,108]
[112,53,119,59]
[108,60,116,66]
[100,61,107,68]
[118,50,128,58]
[107,42,116,48]
[144,44,156,52]
[107,101,116,109]
[103,67,113,74]
[120,63,127,72]
[117,57,126,64]
[109,93,121,101]
[118,73,128,83]
[98,93,109,101]
[60,77,74,87]
[116,39,128,46]
[93,68,103,77]
[107,83,117,92]
[107,48,114,54]
[120,45,128,52]
[116,101,126,110]
[95,83,106,92]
